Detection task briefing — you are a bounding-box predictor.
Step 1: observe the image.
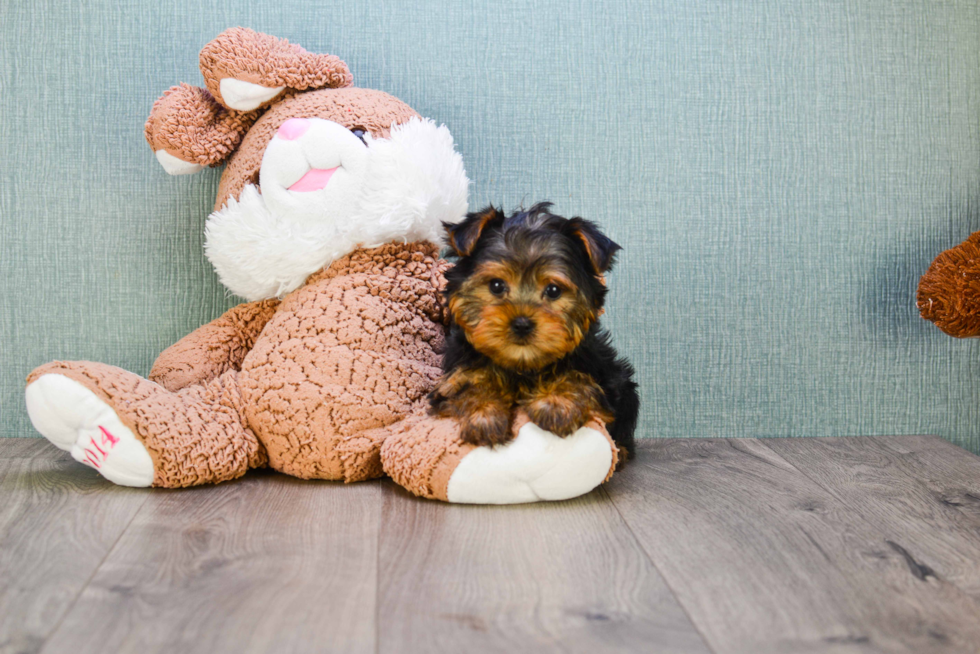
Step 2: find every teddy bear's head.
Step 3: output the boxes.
[145,28,468,301]
[918,231,980,337]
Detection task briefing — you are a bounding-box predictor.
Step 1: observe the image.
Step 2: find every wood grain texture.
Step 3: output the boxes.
[863,436,980,527]
[0,440,148,654]
[40,471,383,654]
[8,436,980,654]
[376,481,711,654]
[606,439,980,654]
[766,436,980,602]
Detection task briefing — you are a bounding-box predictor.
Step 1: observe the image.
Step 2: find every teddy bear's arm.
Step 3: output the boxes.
[149,298,280,392]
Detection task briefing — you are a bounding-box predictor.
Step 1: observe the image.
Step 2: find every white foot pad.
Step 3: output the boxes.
[219,78,285,111]
[25,374,154,487]
[446,422,614,504]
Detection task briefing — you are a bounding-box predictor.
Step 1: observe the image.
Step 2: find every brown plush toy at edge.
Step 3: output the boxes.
[918,231,980,337]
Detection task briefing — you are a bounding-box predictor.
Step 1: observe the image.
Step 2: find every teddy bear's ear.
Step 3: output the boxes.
[198,27,353,112]
[144,84,258,175]
[918,231,980,337]
[444,206,505,257]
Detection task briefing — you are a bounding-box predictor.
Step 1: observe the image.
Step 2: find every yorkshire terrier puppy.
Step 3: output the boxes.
[430,202,639,460]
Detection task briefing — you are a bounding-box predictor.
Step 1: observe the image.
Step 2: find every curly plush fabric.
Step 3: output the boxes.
[240,242,451,481]
[149,298,281,391]
[381,414,478,500]
[919,231,980,338]
[199,27,352,109]
[144,84,259,166]
[30,242,450,488]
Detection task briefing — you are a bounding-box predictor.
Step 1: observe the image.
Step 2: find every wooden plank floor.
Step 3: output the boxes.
[2,437,979,654]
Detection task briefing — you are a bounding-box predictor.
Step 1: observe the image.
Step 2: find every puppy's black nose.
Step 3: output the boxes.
[510,316,536,339]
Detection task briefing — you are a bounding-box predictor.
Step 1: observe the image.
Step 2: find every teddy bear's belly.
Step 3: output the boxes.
[236,278,445,479]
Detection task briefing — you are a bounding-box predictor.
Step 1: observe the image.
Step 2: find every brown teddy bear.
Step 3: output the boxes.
[24,28,619,503]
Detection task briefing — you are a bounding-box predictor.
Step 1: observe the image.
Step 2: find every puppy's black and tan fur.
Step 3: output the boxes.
[430,203,639,461]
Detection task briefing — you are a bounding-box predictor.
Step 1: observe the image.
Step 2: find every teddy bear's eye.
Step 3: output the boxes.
[350,128,367,144]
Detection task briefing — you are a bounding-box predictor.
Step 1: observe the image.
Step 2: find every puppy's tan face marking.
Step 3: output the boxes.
[449,257,596,371]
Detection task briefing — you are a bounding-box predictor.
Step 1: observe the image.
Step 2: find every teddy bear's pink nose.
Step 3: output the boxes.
[277,118,310,141]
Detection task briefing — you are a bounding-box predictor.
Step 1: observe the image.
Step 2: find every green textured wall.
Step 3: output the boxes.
[2,0,979,451]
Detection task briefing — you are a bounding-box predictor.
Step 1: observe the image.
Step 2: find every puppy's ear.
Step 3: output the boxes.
[566,218,622,274]
[444,206,504,257]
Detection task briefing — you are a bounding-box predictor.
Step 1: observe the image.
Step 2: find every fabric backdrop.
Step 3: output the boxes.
[2,0,978,452]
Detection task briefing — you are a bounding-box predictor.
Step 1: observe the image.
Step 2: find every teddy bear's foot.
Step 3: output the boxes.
[382,413,617,504]
[446,421,615,504]
[25,374,154,487]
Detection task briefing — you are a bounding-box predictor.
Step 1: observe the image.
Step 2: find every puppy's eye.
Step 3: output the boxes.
[489,279,508,296]
[350,128,367,144]
[544,284,563,300]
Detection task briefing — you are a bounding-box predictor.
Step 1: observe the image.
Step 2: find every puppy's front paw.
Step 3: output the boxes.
[459,407,513,448]
[523,395,590,437]
[429,368,516,447]
[522,371,614,437]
